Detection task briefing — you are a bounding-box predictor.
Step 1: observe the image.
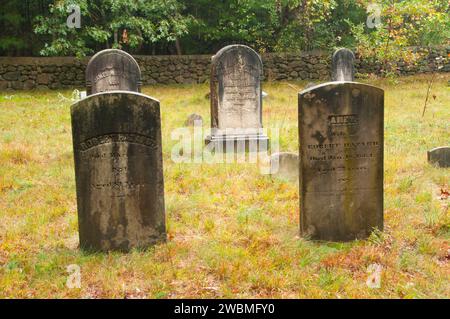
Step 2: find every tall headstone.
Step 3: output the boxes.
[206,45,269,150]
[72,92,166,252]
[299,82,384,241]
[331,48,355,81]
[428,146,450,168]
[85,49,142,95]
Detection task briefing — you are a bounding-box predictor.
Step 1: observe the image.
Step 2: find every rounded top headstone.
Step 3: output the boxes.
[85,49,142,95]
[212,44,263,76]
[331,48,355,82]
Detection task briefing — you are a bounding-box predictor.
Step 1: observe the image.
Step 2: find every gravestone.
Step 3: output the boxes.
[185,113,203,126]
[269,152,299,182]
[299,82,384,241]
[86,49,142,95]
[206,45,269,150]
[428,146,450,168]
[71,92,166,252]
[331,48,355,81]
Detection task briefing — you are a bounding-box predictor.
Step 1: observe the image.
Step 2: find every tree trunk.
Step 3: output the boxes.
[175,38,182,55]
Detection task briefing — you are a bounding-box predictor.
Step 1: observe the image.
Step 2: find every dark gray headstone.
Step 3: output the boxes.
[206,45,268,149]
[270,152,299,182]
[428,147,449,167]
[71,92,166,252]
[331,48,355,81]
[86,49,142,95]
[299,82,384,241]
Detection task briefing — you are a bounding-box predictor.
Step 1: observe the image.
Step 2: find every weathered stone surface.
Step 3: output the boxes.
[0,47,447,90]
[331,48,355,81]
[23,80,36,90]
[37,73,51,85]
[71,92,166,252]
[270,152,299,182]
[0,81,9,90]
[86,49,142,95]
[185,113,203,126]
[428,146,450,167]
[206,45,268,149]
[298,82,384,241]
[3,71,19,81]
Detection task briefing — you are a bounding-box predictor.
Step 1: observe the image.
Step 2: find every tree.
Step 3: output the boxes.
[350,0,450,76]
[0,0,53,56]
[181,0,280,53]
[34,0,193,57]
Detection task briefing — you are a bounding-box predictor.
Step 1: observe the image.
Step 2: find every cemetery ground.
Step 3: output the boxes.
[0,74,448,298]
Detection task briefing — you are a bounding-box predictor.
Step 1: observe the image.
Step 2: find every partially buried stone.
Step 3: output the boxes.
[185,113,203,126]
[269,152,299,182]
[427,146,449,168]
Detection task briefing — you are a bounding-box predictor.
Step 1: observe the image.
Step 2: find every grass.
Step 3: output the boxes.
[0,74,449,298]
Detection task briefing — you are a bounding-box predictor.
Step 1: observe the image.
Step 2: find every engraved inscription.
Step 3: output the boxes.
[328,114,358,126]
[94,67,138,83]
[78,133,157,151]
[218,56,260,129]
[305,140,381,191]
[81,142,153,198]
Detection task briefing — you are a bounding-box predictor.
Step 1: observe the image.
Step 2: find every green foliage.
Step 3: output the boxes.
[349,0,450,74]
[34,0,192,57]
[0,0,449,56]
[182,0,279,53]
[0,0,53,56]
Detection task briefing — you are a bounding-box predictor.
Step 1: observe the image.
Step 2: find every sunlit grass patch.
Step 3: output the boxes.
[0,75,449,298]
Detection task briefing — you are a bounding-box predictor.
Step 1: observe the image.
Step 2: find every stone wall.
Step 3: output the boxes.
[0,47,448,90]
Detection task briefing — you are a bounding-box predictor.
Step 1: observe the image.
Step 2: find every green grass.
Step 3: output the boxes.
[0,74,449,298]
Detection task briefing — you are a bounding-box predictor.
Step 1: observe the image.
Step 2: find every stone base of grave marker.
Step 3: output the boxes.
[205,131,269,153]
[71,91,166,252]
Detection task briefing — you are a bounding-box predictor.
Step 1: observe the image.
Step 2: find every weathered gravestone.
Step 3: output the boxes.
[299,82,384,241]
[331,48,355,81]
[71,92,166,252]
[86,49,142,95]
[206,45,269,150]
[427,146,450,168]
[72,51,164,252]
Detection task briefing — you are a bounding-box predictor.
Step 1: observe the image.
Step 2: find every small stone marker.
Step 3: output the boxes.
[331,48,355,81]
[85,49,142,95]
[185,113,203,126]
[299,82,384,241]
[73,56,165,252]
[269,152,299,182]
[428,146,450,168]
[206,44,269,150]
